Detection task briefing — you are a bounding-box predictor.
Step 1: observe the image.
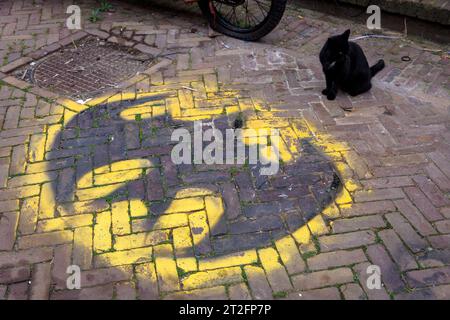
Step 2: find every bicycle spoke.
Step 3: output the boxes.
[247,11,261,26]
[254,0,269,18]
[231,6,238,26]
[244,1,250,28]
[212,0,272,29]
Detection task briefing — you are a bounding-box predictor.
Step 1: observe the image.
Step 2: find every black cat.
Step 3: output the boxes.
[320,29,385,100]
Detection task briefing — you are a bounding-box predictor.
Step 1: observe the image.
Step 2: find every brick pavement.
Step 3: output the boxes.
[0,0,449,300]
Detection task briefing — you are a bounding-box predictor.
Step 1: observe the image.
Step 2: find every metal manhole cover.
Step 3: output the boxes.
[20,36,155,100]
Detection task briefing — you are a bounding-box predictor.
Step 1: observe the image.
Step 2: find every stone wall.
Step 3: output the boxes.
[335,0,449,25]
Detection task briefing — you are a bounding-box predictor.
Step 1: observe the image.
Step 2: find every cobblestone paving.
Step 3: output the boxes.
[0,0,449,300]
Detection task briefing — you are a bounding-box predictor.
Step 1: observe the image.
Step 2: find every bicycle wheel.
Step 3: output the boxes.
[198,0,287,41]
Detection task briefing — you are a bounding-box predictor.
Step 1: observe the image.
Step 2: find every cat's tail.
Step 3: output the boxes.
[370,59,385,78]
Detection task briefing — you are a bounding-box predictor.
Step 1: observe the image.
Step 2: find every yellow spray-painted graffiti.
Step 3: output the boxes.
[39,86,356,291]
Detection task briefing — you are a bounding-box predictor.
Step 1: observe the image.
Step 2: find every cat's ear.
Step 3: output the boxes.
[342,29,350,41]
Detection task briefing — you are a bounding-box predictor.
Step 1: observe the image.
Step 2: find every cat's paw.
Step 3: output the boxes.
[326,92,336,100]
[321,88,330,96]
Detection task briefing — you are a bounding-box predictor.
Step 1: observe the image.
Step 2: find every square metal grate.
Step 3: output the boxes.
[17,35,155,101]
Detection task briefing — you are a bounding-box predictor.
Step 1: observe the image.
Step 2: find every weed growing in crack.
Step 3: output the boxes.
[89,8,101,23]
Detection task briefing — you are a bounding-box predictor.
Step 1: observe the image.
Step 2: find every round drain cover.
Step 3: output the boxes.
[31,36,154,100]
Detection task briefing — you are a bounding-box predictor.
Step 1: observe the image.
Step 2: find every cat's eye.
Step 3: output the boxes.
[338,52,343,55]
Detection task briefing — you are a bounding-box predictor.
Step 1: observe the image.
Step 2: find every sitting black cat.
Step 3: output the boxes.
[319,29,385,100]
